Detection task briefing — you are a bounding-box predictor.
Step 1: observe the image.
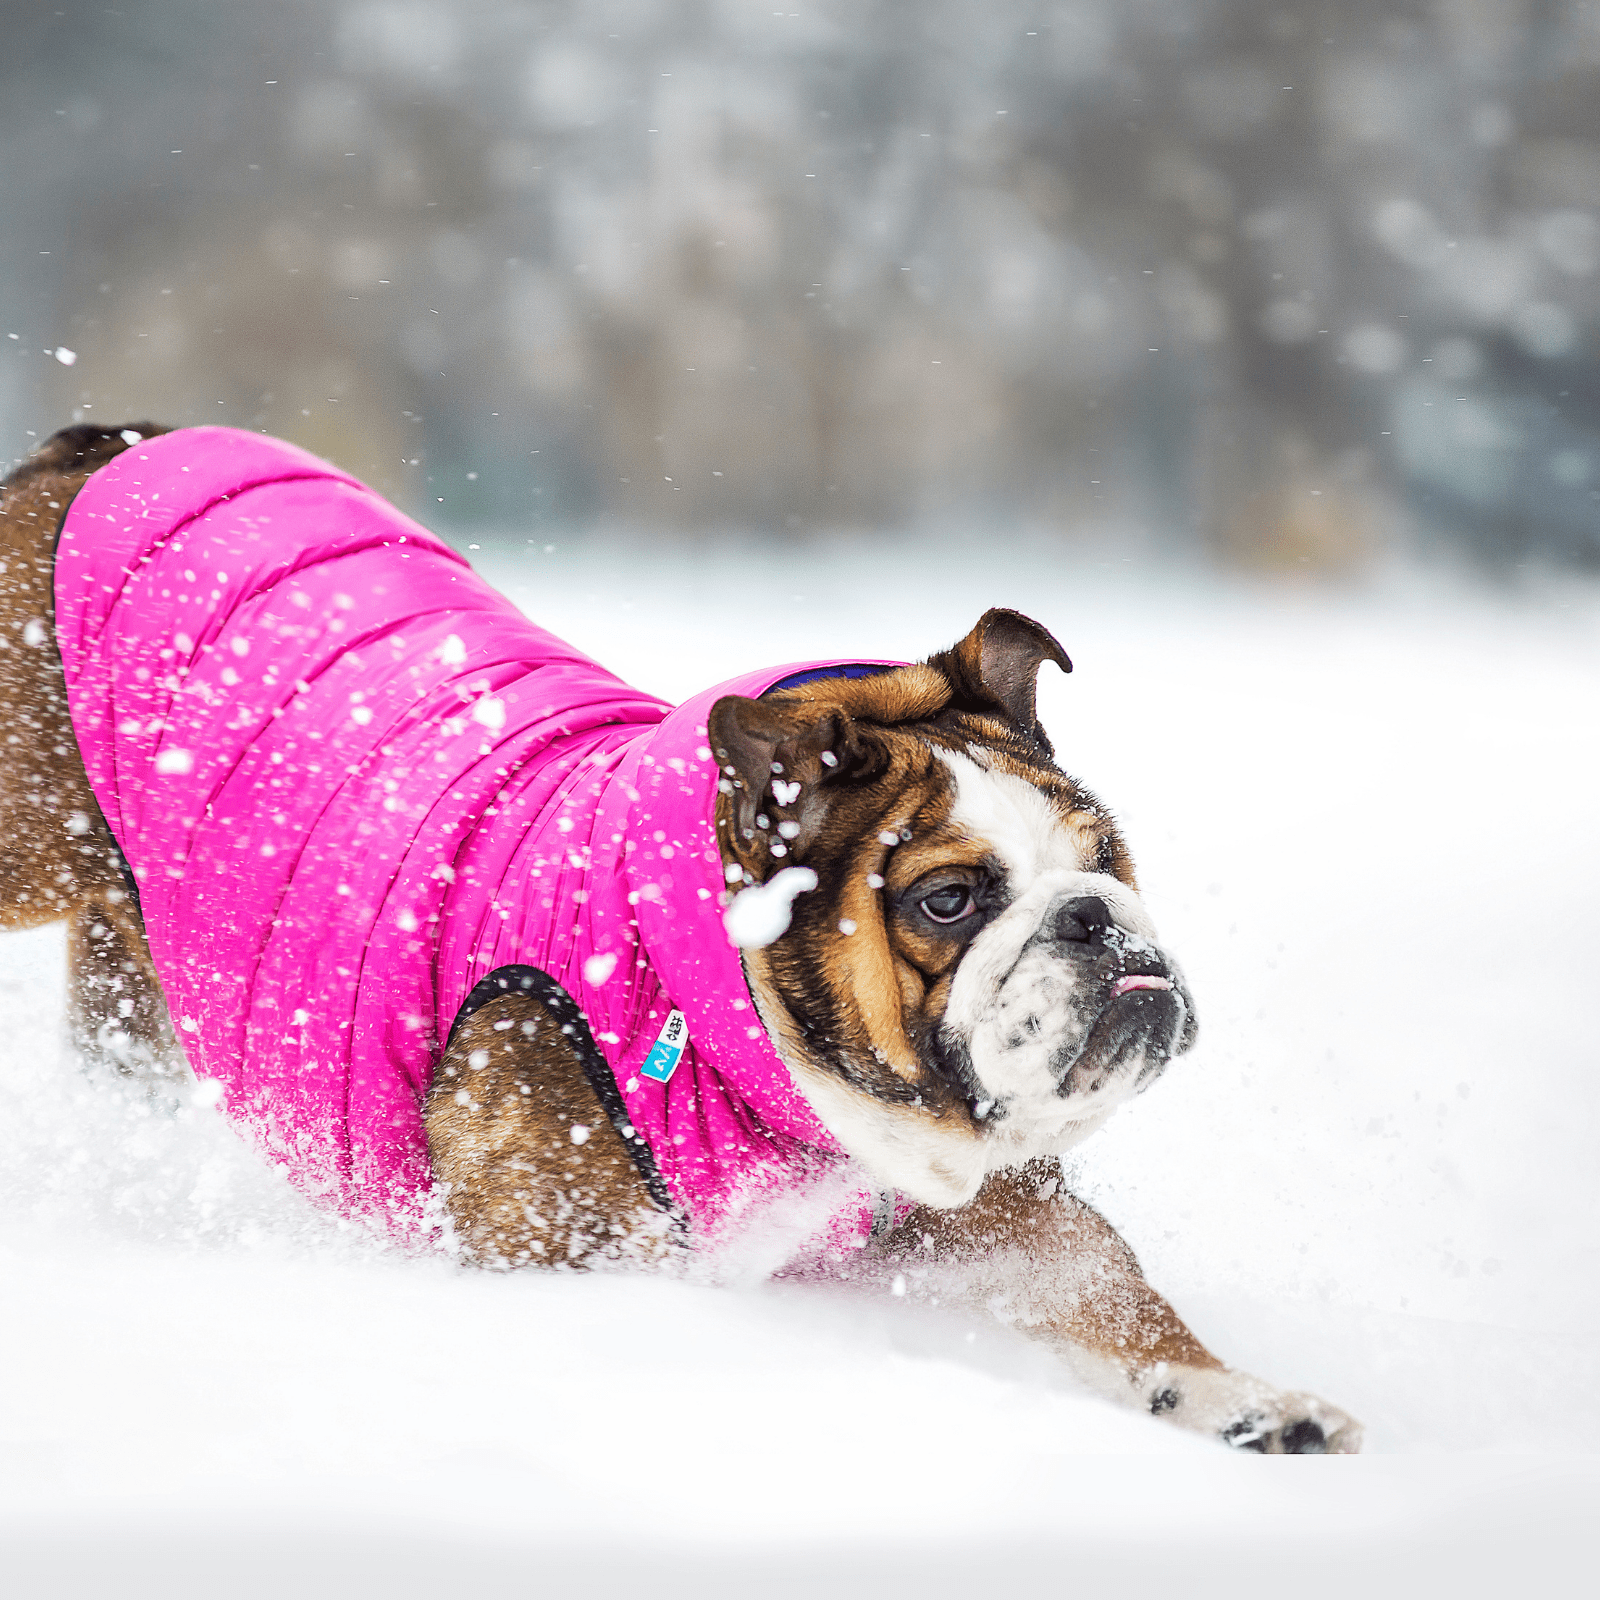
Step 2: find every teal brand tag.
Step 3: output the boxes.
[639,1009,689,1084]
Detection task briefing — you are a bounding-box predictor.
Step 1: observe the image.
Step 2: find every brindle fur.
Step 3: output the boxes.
[423,993,671,1267]
[0,422,1358,1453]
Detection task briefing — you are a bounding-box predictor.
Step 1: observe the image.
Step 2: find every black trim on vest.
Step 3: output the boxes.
[445,964,680,1219]
[109,839,142,919]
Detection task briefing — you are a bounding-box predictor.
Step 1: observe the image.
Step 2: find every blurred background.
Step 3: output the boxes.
[6,5,1600,1539]
[3,0,1598,571]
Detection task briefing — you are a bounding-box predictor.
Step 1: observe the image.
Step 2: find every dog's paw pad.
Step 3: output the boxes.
[1149,1385,1181,1415]
[1277,1418,1329,1454]
[1221,1397,1361,1455]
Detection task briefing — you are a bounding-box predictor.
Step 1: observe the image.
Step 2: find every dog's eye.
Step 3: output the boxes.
[919,884,976,924]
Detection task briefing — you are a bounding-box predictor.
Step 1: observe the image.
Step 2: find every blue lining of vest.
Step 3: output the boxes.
[765,662,894,695]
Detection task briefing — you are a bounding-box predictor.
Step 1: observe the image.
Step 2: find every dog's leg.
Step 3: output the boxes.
[0,424,181,1080]
[879,1158,1361,1453]
[66,901,183,1084]
[424,990,676,1268]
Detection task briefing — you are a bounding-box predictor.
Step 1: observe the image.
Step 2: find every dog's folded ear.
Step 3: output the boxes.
[709,696,887,870]
[928,608,1072,753]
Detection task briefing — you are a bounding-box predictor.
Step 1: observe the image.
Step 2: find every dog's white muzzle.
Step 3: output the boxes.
[941,870,1195,1163]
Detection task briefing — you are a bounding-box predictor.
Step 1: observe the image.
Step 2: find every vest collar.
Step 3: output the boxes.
[618,661,901,1149]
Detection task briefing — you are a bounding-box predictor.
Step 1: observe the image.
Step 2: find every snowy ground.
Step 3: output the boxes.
[5,530,1598,1597]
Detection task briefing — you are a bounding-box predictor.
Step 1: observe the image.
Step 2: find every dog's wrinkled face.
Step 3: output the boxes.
[710,609,1197,1207]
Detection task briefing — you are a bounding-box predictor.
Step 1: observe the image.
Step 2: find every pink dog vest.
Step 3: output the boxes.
[55,427,899,1245]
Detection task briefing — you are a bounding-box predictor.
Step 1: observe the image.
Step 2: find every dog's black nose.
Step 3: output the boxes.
[1053,895,1114,944]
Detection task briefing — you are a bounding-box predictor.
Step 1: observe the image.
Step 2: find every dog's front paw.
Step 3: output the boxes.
[1141,1366,1363,1454]
[1218,1392,1363,1455]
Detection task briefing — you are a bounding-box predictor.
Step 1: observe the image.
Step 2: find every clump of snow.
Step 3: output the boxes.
[582,951,618,985]
[723,866,817,948]
[471,695,505,731]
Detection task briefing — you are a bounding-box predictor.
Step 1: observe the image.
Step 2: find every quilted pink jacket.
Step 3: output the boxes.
[56,427,899,1245]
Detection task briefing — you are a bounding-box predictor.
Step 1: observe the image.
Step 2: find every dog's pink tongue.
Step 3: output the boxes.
[1114,974,1173,996]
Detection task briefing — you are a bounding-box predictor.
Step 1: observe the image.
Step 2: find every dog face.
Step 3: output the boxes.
[710,610,1197,1207]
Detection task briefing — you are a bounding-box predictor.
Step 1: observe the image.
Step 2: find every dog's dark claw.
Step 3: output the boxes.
[1221,1413,1269,1451]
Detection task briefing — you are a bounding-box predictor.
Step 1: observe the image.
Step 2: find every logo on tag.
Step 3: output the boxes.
[639,1009,689,1084]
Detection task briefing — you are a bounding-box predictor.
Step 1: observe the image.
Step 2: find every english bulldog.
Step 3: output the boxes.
[0,421,1360,1453]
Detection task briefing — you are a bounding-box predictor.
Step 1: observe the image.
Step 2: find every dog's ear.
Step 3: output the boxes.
[709,695,888,872]
[928,608,1072,752]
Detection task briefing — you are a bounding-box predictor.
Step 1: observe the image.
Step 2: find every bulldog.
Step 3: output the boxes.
[0,422,1360,1453]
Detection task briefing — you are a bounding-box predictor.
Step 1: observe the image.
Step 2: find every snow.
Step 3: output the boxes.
[723,865,819,948]
[5,534,1598,1596]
